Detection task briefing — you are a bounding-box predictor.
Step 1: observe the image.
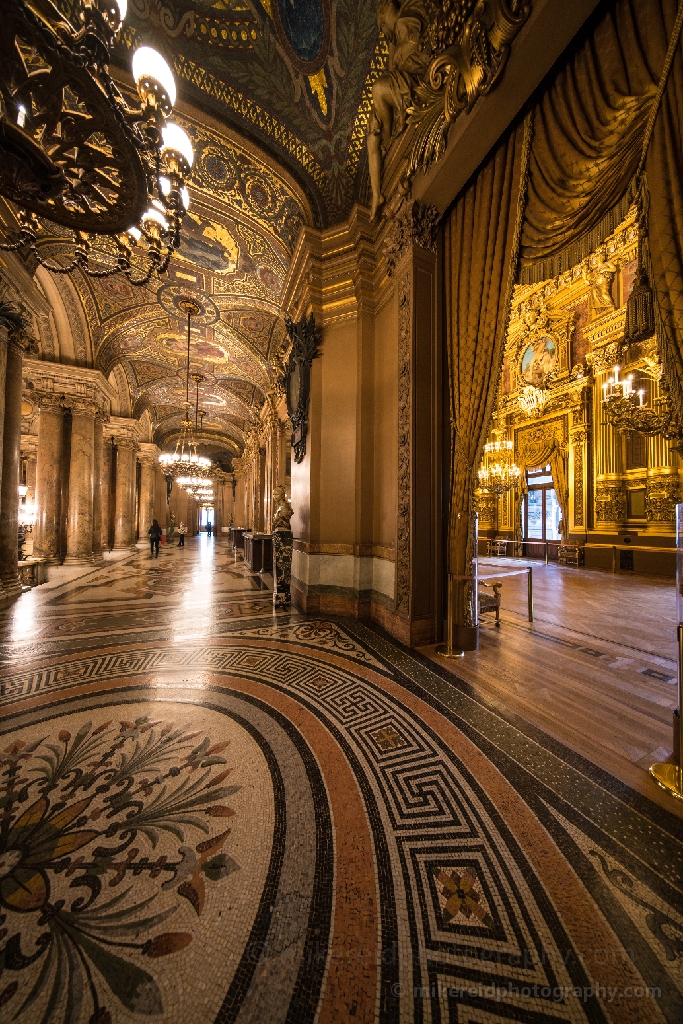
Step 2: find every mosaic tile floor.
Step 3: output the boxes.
[1,537,682,1024]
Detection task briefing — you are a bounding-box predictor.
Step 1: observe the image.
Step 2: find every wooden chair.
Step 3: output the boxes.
[478,580,502,625]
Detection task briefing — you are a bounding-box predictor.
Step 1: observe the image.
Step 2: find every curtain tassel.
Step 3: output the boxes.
[624,262,656,344]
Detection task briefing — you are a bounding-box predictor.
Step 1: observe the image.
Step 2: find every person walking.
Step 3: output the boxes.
[148,519,162,558]
[206,521,212,537]
[178,521,187,547]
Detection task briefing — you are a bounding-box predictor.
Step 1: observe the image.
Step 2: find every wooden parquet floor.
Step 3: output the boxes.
[420,559,683,818]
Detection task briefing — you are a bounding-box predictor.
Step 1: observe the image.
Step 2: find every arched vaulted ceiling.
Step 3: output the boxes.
[61,111,312,467]
[114,0,386,225]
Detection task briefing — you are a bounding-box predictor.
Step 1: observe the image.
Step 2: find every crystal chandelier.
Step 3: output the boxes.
[478,428,521,496]
[518,384,548,418]
[602,363,677,437]
[158,298,212,475]
[0,0,193,286]
[176,476,214,505]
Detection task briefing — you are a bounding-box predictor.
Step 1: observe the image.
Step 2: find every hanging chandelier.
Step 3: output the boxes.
[158,298,212,475]
[478,428,521,496]
[0,0,193,286]
[518,384,548,419]
[602,363,680,438]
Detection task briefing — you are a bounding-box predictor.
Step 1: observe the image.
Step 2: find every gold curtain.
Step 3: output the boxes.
[444,117,531,600]
[519,0,677,284]
[549,448,569,542]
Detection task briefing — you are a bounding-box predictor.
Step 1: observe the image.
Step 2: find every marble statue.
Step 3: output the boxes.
[367,0,430,220]
[272,486,294,532]
[271,486,294,607]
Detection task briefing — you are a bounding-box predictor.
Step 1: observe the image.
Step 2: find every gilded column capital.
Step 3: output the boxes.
[385,200,440,277]
[137,443,160,466]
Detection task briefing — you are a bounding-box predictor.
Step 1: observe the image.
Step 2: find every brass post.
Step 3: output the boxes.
[436,572,464,658]
[527,567,534,622]
[545,540,549,566]
[612,545,616,574]
[650,622,683,799]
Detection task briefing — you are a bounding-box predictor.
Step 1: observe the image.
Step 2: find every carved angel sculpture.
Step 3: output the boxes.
[368,0,430,219]
[583,258,617,312]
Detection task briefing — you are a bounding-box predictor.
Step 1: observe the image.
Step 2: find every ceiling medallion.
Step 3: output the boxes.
[0,0,194,286]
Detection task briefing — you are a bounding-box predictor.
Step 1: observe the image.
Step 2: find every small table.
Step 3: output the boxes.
[558,544,584,567]
[243,533,273,573]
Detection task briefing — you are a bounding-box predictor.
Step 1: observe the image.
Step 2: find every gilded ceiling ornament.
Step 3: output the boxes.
[384,199,440,275]
[406,0,530,179]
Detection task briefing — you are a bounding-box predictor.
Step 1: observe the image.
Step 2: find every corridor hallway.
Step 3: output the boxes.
[1,539,683,1024]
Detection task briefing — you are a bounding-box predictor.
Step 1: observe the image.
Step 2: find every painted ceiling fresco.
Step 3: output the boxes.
[116,0,386,225]
[66,117,304,466]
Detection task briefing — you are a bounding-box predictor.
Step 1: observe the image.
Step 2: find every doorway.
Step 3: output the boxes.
[199,507,214,532]
[522,465,561,559]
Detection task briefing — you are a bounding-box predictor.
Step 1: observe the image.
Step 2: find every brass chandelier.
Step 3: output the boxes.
[0,0,193,285]
[158,298,212,476]
[477,428,521,496]
[602,363,680,439]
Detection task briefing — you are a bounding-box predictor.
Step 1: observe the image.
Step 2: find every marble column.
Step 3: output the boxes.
[0,333,24,600]
[138,453,156,536]
[34,396,65,562]
[65,399,97,564]
[92,413,104,561]
[0,328,8,504]
[101,437,112,552]
[113,438,139,551]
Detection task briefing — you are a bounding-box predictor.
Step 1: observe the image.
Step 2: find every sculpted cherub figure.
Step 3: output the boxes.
[368,0,430,219]
[583,256,617,312]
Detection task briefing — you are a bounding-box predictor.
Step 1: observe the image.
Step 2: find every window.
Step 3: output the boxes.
[523,465,561,541]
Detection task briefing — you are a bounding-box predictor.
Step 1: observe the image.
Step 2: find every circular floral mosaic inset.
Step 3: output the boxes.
[0,704,274,1024]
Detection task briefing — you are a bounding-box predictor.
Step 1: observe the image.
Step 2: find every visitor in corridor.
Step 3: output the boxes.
[178,522,187,547]
[148,519,162,558]
[207,522,213,537]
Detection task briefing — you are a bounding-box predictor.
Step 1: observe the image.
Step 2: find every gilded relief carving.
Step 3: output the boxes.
[514,416,567,471]
[384,199,439,275]
[594,483,626,524]
[646,475,679,524]
[396,271,412,615]
[573,444,584,527]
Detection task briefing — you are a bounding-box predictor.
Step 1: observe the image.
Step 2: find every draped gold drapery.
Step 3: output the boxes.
[444,117,531,635]
[519,0,683,406]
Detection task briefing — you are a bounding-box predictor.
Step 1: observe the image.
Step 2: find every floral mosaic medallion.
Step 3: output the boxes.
[433,865,494,929]
[0,703,274,1024]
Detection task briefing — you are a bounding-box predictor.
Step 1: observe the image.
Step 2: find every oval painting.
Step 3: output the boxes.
[274,0,329,69]
[521,335,556,386]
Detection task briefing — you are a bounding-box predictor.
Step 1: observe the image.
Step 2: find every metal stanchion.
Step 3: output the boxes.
[612,545,616,574]
[545,541,549,566]
[436,573,464,658]
[650,623,683,800]
[527,567,534,622]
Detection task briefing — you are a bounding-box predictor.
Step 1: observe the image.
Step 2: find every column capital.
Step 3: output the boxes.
[384,200,440,277]
[137,442,160,466]
[67,396,100,417]
[114,437,139,453]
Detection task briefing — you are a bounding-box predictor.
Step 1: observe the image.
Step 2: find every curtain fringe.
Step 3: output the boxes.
[517,188,636,285]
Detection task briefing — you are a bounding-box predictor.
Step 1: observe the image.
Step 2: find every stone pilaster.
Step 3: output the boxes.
[386,201,441,646]
[34,395,65,563]
[113,438,139,551]
[0,332,24,602]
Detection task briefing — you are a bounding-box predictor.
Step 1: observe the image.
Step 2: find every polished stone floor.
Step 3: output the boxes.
[1,537,682,1024]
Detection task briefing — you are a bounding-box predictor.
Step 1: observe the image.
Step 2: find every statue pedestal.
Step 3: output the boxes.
[273,530,292,606]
